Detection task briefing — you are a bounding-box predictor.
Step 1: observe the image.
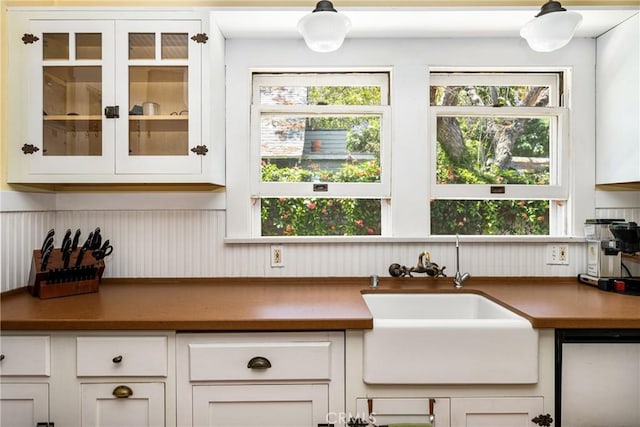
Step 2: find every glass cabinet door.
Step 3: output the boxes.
[27,21,116,174]
[115,21,202,175]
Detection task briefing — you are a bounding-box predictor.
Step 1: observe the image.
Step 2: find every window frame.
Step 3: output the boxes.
[428,71,571,235]
[249,72,392,237]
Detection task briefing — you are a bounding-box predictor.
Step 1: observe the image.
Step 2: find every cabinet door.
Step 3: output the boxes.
[81,382,164,427]
[193,384,328,427]
[114,20,203,175]
[450,397,544,427]
[26,20,116,175]
[0,383,49,427]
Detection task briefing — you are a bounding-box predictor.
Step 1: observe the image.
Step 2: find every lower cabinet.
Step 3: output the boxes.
[0,335,51,426]
[81,382,165,427]
[0,332,173,427]
[193,384,329,426]
[0,383,50,427]
[450,397,545,427]
[177,332,345,427]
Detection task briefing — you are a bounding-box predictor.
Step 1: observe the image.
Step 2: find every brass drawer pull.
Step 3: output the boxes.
[112,385,133,398]
[112,355,123,363]
[247,356,272,369]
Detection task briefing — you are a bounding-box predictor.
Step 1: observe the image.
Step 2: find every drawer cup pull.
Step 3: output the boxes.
[247,356,272,369]
[112,385,133,398]
[112,355,123,364]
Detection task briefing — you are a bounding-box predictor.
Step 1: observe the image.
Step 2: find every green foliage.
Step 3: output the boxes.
[261,161,381,236]
[307,86,381,106]
[307,86,381,157]
[433,143,549,235]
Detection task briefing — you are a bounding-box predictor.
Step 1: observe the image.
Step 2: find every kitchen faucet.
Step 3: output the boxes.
[453,234,470,288]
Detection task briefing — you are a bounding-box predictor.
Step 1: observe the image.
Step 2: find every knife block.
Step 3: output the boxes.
[27,248,104,299]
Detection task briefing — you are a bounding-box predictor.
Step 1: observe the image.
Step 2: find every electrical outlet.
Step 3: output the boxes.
[271,245,284,268]
[547,244,569,265]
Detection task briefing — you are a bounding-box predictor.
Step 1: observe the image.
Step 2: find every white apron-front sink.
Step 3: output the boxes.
[362,293,539,384]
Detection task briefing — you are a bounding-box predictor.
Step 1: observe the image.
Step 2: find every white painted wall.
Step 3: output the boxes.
[2,36,640,292]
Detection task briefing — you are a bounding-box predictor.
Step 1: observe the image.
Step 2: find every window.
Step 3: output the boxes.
[429,72,569,235]
[251,73,390,236]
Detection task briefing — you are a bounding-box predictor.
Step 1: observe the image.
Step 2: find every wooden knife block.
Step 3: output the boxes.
[27,248,104,299]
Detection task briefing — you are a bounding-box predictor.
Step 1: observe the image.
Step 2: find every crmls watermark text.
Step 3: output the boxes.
[325,412,376,425]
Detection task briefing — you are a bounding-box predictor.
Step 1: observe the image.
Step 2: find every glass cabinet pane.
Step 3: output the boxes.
[43,33,69,60]
[42,66,102,156]
[129,33,155,59]
[128,65,188,155]
[76,33,102,60]
[161,33,188,59]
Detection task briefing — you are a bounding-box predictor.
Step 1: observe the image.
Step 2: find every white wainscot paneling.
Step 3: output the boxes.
[2,208,592,291]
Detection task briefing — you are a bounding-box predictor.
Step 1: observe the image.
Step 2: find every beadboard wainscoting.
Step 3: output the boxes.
[1,201,639,292]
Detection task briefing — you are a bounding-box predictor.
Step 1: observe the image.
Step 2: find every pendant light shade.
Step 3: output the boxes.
[297,1,351,53]
[520,1,582,52]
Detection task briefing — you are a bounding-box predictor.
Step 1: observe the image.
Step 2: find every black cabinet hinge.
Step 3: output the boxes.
[22,33,40,44]
[191,33,208,44]
[532,413,553,427]
[22,144,40,154]
[191,145,208,156]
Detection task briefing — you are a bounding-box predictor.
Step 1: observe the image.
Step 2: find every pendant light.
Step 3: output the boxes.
[297,1,351,53]
[520,1,583,52]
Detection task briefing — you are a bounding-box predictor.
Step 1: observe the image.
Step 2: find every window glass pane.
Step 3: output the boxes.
[436,116,550,185]
[430,85,550,107]
[260,85,381,105]
[43,33,69,60]
[262,198,381,236]
[261,114,381,183]
[76,33,101,60]
[430,200,549,235]
[161,33,188,59]
[129,33,155,59]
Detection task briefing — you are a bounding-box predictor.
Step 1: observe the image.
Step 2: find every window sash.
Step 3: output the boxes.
[430,72,560,107]
[250,105,391,197]
[429,107,569,200]
[253,73,390,105]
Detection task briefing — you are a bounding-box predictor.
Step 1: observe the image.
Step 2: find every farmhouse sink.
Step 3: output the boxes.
[362,293,538,384]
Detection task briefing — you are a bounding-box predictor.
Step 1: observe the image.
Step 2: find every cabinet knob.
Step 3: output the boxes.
[247,356,272,369]
[0,354,5,361]
[112,385,133,399]
[112,355,123,364]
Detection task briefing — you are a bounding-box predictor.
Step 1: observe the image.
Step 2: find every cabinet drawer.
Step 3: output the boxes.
[77,336,167,377]
[0,336,50,376]
[189,341,332,381]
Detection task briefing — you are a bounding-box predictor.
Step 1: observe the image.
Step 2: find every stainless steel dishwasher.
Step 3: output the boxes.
[555,329,640,427]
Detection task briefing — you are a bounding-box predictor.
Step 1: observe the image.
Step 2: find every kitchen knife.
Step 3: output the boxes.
[62,247,72,268]
[40,245,53,271]
[61,236,71,257]
[40,229,55,253]
[60,228,72,252]
[71,229,81,251]
[75,245,87,267]
[90,227,102,250]
[41,236,54,255]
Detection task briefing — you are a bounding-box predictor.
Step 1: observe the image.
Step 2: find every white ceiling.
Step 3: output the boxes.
[211,7,639,39]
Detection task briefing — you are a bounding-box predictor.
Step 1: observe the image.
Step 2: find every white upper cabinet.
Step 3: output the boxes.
[7,10,225,185]
[596,13,640,185]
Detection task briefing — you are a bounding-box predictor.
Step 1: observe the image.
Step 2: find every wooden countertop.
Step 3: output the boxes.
[1,277,640,331]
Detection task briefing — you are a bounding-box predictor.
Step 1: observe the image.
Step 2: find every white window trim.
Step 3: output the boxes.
[248,72,392,237]
[428,71,571,236]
